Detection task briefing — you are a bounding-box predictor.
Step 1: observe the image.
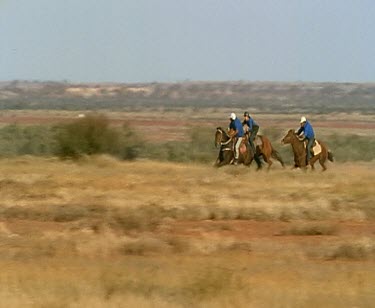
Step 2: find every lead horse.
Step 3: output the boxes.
[214,127,255,167]
[281,129,334,171]
[214,127,284,169]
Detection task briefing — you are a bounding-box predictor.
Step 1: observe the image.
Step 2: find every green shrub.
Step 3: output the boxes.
[0,124,55,156]
[54,115,141,160]
[142,127,217,163]
[326,134,375,162]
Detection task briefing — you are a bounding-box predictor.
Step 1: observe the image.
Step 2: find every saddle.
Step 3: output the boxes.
[303,140,322,156]
[243,133,263,146]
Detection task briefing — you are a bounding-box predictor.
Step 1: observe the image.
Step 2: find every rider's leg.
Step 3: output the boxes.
[306,137,314,164]
[249,132,256,152]
[234,137,242,163]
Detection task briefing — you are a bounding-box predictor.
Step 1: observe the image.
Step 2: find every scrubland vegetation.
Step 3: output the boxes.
[0,156,374,307]
[0,81,374,307]
[0,114,373,163]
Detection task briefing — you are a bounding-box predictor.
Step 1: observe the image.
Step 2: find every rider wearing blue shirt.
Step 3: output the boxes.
[297,116,315,164]
[243,111,262,167]
[243,112,259,153]
[228,113,244,164]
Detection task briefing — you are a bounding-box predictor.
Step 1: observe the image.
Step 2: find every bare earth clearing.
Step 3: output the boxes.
[0,156,374,307]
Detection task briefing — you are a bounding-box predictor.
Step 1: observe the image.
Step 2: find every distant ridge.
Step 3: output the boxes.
[0,81,374,113]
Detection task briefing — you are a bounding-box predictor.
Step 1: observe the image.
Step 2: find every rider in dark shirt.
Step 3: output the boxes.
[243,111,259,153]
[243,111,262,167]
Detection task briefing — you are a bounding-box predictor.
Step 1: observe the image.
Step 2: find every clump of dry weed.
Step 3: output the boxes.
[280,222,338,236]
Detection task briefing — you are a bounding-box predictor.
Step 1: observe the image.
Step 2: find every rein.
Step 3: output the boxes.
[221,138,232,146]
[217,129,233,150]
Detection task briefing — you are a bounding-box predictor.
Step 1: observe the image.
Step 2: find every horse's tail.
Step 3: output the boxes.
[271,148,285,167]
[328,150,334,162]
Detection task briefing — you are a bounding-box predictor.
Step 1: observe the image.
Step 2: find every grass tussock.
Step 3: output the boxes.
[280,222,338,236]
[0,157,373,225]
[326,238,375,261]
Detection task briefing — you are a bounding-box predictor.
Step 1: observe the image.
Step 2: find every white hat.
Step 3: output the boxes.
[230,113,236,120]
[300,116,307,123]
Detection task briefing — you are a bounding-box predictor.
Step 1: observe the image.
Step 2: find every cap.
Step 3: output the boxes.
[300,116,307,123]
[230,113,236,120]
[244,111,250,117]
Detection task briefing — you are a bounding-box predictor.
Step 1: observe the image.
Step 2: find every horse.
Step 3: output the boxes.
[214,127,255,167]
[281,129,334,171]
[248,134,285,170]
[214,127,284,170]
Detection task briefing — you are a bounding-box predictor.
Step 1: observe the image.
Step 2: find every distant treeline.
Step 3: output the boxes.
[0,81,374,114]
[0,115,373,163]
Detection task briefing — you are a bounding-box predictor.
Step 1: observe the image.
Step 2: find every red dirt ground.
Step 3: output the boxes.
[161,220,375,239]
[4,219,375,246]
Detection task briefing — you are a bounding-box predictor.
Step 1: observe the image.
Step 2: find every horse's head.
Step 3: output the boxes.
[281,129,296,144]
[215,127,230,148]
[215,127,223,148]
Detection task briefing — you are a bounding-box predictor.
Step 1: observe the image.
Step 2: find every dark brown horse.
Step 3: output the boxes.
[215,127,284,169]
[281,129,334,171]
[214,127,255,167]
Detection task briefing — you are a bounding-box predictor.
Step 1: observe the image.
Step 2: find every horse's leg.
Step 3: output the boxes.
[262,153,272,171]
[319,155,327,171]
[253,147,262,170]
[271,149,285,168]
[244,153,253,167]
[267,158,273,171]
[309,155,320,171]
[243,147,253,166]
[227,152,235,165]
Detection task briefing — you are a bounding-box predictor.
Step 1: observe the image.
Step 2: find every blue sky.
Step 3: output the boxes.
[1,0,375,83]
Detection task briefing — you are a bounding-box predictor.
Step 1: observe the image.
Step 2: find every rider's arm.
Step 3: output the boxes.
[296,126,304,135]
[248,119,253,131]
[229,129,237,138]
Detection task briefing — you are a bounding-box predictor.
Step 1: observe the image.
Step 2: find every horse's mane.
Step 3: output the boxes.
[287,129,304,141]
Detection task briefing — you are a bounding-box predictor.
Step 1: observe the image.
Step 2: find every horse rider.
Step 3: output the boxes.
[243,111,262,167]
[296,116,315,165]
[243,112,259,153]
[228,112,244,165]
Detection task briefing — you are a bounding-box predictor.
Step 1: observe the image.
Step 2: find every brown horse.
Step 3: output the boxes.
[249,134,285,170]
[281,129,334,171]
[214,127,255,167]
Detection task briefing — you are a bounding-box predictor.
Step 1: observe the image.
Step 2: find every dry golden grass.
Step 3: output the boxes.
[0,156,375,307]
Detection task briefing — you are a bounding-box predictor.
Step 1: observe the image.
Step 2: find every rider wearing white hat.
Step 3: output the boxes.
[228,113,244,164]
[297,116,315,165]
